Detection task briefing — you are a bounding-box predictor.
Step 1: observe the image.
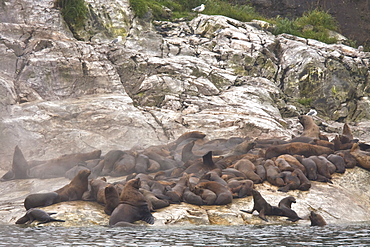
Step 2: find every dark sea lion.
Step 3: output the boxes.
[184,151,218,176]
[64,165,91,180]
[193,181,233,205]
[104,184,120,215]
[100,150,125,176]
[336,150,357,168]
[298,115,320,139]
[265,143,333,159]
[298,157,318,180]
[255,164,266,181]
[278,171,300,192]
[340,123,354,144]
[16,208,65,224]
[24,192,60,210]
[181,140,201,163]
[110,178,154,225]
[309,211,327,226]
[167,131,206,150]
[134,154,150,174]
[240,189,283,221]
[28,150,101,178]
[182,187,203,205]
[278,196,301,222]
[317,156,336,174]
[197,188,217,205]
[277,154,306,175]
[199,170,227,186]
[292,168,311,191]
[1,145,29,181]
[54,169,91,202]
[326,154,346,173]
[263,159,284,187]
[274,158,294,172]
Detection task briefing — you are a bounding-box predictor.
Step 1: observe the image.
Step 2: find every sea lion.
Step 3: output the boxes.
[134,154,150,174]
[197,188,217,205]
[309,211,327,226]
[165,173,189,203]
[263,159,284,187]
[234,158,262,183]
[181,140,201,163]
[309,156,332,179]
[111,151,137,177]
[265,142,333,159]
[292,168,311,191]
[227,179,254,198]
[100,150,125,176]
[278,154,306,175]
[193,181,233,205]
[326,154,346,173]
[298,115,320,139]
[54,169,91,202]
[64,164,91,180]
[298,157,318,180]
[240,189,283,221]
[184,151,218,176]
[350,143,370,170]
[140,189,170,210]
[340,123,354,144]
[104,184,120,215]
[278,171,300,192]
[110,178,154,226]
[24,192,60,210]
[274,158,294,172]
[28,150,101,178]
[199,170,227,186]
[90,177,108,204]
[15,208,65,224]
[1,145,30,181]
[182,187,203,205]
[278,196,301,222]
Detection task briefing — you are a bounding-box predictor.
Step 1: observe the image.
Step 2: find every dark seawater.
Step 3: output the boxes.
[1,223,370,247]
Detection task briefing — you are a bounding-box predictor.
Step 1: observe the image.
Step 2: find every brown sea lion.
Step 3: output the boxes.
[165,173,190,203]
[227,179,254,198]
[340,123,354,144]
[336,150,357,168]
[110,178,154,226]
[274,158,294,172]
[184,151,218,176]
[24,192,60,210]
[16,208,65,224]
[197,188,217,205]
[309,156,332,179]
[255,164,266,181]
[277,154,306,175]
[111,151,137,177]
[298,157,318,180]
[309,211,327,226]
[28,150,101,179]
[140,189,170,210]
[350,143,370,171]
[298,115,320,139]
[134,154,150,174]
[104,184,120,215]
[1,146,30,181]
[240,189,283,221]
[90,177,108,204]
[199,170,228,186]
[278,196,301,222]
[193,181,233,205]
[234,158,262,183]
[54,169,91,202]
[265,142,333,159]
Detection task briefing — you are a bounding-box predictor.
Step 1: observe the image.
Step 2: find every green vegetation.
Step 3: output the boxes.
[272,9,339,44]
[129,0,343,45]
[55,0,88,36]
[297,97,313,106]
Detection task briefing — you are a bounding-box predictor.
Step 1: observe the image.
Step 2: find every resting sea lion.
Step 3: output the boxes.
[227,179,254,198]
[104,184,120,215]
[111,151,136,176]
[326,154,346,174]
[234,158,262,183]
[182,187,203,205]
[90,177,108,204]
[309,211,327,226]
[350,143,370,170]
[278,171,300,192]
[263,159,284,187]
[54,169,91,202]
[193,181,233,205]
[240,189,283,221]
[24,192,60,210]
[16,208,65,224]
[100,150,125,176]
[165,173,189,203]
[265,143,333,159]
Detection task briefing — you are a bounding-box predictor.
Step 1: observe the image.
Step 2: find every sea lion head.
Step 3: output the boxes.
[127,178,141,189]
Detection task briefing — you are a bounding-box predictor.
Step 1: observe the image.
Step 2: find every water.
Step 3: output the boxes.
[1,223,369,247]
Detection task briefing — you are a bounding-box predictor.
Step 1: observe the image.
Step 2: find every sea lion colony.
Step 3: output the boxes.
[4,115,368,226]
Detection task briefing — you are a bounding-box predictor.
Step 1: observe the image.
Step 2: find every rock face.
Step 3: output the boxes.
[1,0,369,169]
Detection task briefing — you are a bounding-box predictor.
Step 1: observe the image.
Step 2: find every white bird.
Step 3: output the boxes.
[306,109,317,116]
[192,4,205,12]
[111,36,122,44]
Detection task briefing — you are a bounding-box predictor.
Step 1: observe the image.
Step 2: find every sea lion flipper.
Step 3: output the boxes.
[142,214,155,225]
[240,209,253,214]
[258,208,268,222]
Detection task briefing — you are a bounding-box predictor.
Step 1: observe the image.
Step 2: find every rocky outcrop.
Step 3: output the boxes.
[0,0,369,174]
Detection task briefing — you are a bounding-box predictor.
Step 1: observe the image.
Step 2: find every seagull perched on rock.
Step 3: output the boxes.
[306,109,317,116]
[111,36,122,44]
[192,4,205,12]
